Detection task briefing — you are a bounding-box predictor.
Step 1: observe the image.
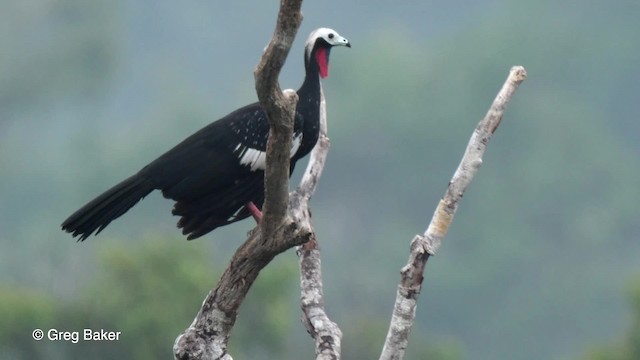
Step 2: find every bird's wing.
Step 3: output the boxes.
[140,102,270,202]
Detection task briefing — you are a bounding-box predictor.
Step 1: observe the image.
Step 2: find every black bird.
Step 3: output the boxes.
[62,28,350,241]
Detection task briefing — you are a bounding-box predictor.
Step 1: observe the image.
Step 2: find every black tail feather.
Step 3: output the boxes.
[61,174,155,241]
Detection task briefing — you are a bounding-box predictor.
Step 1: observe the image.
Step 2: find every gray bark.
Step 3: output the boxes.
[171,3,527,355]
[296,88,343,360]
[379,66,528,360]
[173,2,306,359]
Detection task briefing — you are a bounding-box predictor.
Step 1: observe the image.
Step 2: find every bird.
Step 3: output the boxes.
[62,28,350,241]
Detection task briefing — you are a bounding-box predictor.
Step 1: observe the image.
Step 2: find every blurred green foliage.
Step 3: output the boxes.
[583,278,640,360]
[0,240,300,359]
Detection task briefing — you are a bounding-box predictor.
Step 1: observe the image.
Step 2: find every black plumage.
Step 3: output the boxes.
[62,28,350,240]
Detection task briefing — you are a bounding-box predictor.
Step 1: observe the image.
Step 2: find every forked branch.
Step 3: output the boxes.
[173,2,306,359]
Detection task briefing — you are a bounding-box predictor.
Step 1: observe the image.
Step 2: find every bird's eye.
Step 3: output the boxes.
[328,33,334,39]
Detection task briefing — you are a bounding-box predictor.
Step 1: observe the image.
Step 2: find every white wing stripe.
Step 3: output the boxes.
[290,133,302,157]
[239,148,267,171]
[237,133,303,171]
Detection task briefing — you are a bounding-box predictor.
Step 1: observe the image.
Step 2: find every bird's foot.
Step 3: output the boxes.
[246,201,263,223]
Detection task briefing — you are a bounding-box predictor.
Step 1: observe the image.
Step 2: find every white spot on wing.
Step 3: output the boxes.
[232,206,244,218]
[239,148,267,171]
[290,133,302,157]
[237,133,304,171]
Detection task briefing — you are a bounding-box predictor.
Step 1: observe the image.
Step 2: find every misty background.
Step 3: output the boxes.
[1,1,639,359]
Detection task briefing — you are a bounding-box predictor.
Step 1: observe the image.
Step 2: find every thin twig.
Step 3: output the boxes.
[379,66,528,360]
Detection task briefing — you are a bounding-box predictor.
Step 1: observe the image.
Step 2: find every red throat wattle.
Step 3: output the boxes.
[315,47,329,78]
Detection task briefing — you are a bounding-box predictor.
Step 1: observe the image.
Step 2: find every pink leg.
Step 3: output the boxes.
[246,201,263,223]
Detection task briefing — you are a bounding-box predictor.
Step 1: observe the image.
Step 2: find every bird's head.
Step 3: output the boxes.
[304,28,351,79]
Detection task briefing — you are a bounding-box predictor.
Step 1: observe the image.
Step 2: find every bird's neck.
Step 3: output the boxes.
[297,65,321,99]
[298,46,325,98]
[292,58,323,160]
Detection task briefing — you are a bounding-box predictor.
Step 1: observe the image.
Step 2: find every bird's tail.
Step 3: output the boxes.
[61,174,155,241]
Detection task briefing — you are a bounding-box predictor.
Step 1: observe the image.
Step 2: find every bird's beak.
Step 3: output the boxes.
[332,34,351,48]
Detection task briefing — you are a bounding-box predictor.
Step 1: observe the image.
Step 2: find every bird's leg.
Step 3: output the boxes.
[246,201,263,223]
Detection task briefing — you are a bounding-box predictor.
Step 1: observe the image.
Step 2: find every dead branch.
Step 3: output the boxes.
[295,88,343,359]
[255,0,304,239]
[173,2,305,359]
[379,66,528,360]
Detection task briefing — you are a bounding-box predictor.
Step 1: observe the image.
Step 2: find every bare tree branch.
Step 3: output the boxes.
[379,66,528,360]
[295,88,343,359]
[299,237,342,360]
[255,0,304,239]
[173,2,305,359]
